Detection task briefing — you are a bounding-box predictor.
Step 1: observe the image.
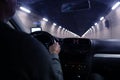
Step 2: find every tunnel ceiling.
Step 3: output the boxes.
[18,0,119,36]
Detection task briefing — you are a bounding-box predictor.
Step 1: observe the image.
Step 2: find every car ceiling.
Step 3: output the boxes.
[18,0,119,36]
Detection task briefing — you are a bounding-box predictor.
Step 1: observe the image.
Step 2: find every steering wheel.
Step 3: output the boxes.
[31,31,55,49]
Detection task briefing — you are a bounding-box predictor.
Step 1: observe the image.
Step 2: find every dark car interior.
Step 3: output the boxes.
[7,0,120,80]
[30,31,120,80]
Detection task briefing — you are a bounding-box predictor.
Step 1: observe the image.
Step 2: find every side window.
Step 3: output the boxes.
[7,19,23,32]
[7,21,15,29]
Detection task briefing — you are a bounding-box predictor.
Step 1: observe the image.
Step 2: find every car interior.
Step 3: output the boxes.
[30,32,120,80]
[7,0,120,80]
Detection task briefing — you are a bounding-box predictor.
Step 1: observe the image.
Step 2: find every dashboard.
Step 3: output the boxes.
[61,38,92,55]
[31,31,120,80]
[60,38,93,80]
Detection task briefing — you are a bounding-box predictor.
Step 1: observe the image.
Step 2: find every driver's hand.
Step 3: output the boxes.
[49,42,61,54]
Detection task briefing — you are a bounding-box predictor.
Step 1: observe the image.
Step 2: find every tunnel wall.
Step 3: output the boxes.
[82,6,120,39]
[13,9,80,38]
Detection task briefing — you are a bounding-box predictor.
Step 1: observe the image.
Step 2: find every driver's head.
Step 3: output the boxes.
[0,0,17,22]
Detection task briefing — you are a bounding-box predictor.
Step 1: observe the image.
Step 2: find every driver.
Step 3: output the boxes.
[31,31,64,80]
[0,0,62,80]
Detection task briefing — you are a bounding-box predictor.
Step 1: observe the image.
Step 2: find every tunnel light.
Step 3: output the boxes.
[20,7,31,13]
[82,29,89,37]
[91,26,95,31]
[100,17,104,21]
[112,2,120,10]
[89,28,92,31]
[94,23,98,25]
[91,26,94,29]
[43,18,48,22]
[59,26,61,28]
[53,23,56,26]
[94,54,120,58]
[62,28,65,30]
[65,29,67,31]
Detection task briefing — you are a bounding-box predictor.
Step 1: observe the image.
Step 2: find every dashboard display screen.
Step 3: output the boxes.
[31,27,42,33]
[61,38,91,54]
